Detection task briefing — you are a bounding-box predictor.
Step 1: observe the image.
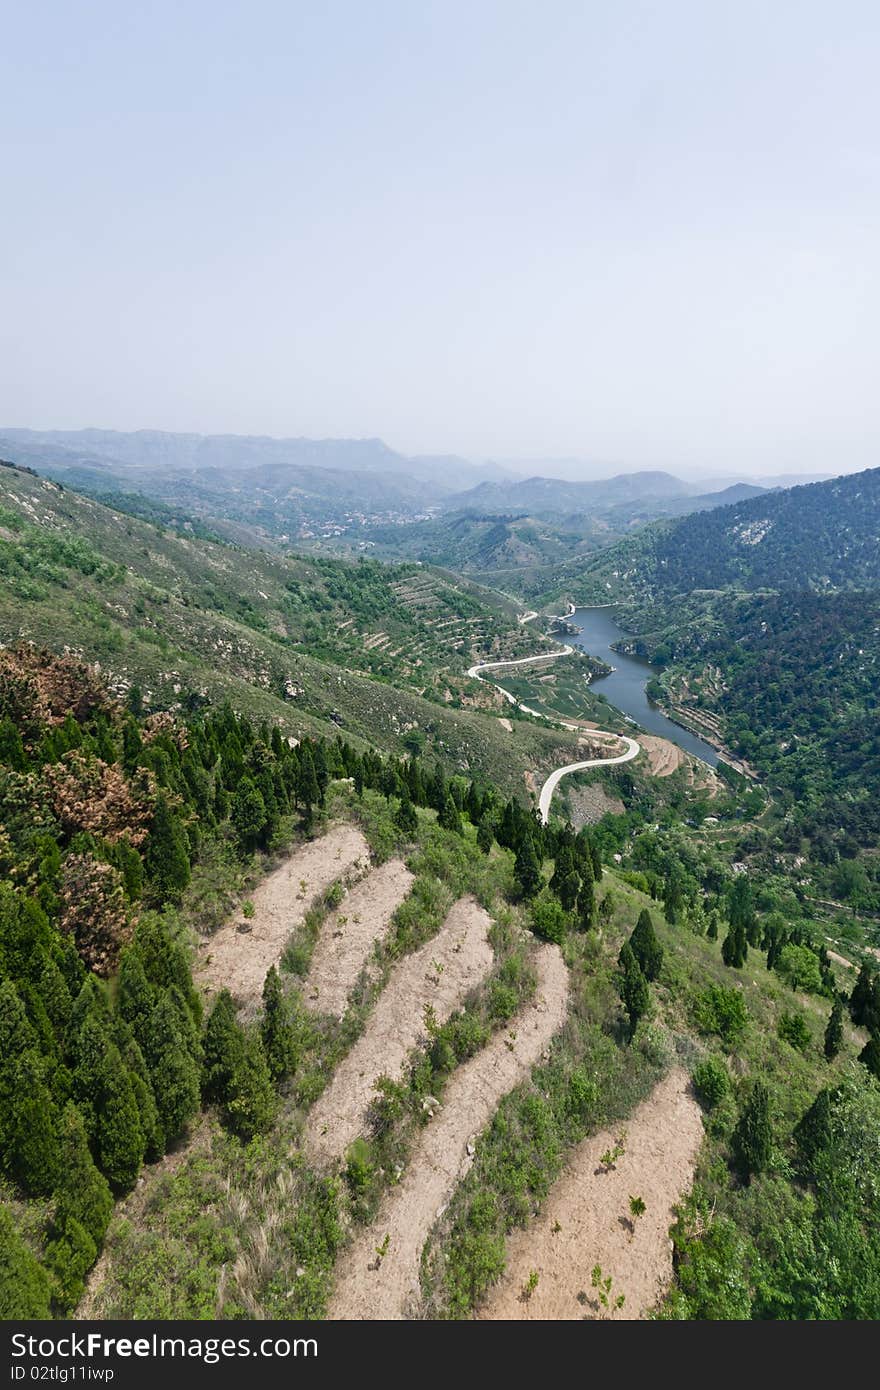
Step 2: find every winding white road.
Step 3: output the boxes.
[467,648,641,823]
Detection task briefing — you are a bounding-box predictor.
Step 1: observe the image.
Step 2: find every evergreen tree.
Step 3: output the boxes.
[823,997,844,1061]
[576,877,595,930]
[722,921,749,968]
[45,1214,96,1312]
[731,1081,772,1181]
[297,747,320,828]
[116,947,155,1027]
[859,1033,880,1082]
[629,909,664,981]
[476,817,494,854]
[728,875,758,944]
[119,1035,162,1161]
[311,741,329,803]
[394,791,419,838]
[0,715,27,770]
[662,867,686,924]
[0,1206,52,1318]
[54,1103,113,1246]
[261,967,297,1081]
[202,989,243,1104]
[1,1048,59,1194]
[224,1030,277,1140]
[140,994,200,1146]
[438,792,463,835]
[231,776,268,852]
[95,1048,145,1190]
[619,941,649,1039]
[144,795,191,901]
[849,963,875,1025]
[465,781,482,824]
[550,846,580,912]
[514,835,542,899]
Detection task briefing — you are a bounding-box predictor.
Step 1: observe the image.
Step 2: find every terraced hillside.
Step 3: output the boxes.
[0,464,584,797]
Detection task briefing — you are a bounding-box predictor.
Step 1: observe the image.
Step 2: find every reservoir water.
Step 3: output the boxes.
[570,606,720,768]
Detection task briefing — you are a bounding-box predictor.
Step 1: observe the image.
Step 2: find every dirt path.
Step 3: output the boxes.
[305,897,495,1167]
[478,1068,702,1321]
[327,942,569,1320]
[195,824,370,1010]
[304,859,415,1018]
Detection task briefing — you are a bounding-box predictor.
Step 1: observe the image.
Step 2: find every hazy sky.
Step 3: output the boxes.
[2,1,879,474]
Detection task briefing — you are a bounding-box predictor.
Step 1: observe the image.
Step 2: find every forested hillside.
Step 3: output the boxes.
[4,645,880,1321]
[564,467,880,604]
[654,591,880,849]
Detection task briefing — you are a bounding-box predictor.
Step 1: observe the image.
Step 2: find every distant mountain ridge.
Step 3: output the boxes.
[438,470,766,520]
[0,427,509,498]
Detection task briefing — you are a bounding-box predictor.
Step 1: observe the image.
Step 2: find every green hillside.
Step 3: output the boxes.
[0,465,581,798]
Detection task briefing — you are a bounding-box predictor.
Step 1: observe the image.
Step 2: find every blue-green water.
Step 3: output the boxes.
[571,607,720,767]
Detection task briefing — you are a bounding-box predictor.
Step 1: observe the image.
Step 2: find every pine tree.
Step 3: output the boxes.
[0,1206,52,1318]
[0,715,27,770]
[144,795,191,901]
[202,990,243,1104]
[261,967,297,1081]
[311,741,329,804]
[54,1103,113,1246]
[731,1081,772,1180]
[95,1048,145,1190]
[722,921,749,968]
[514,835,542,899]
[629,909,664,981]
[116,946,155,1027]
[140,994,200,1147]
[859,1033,880,1082]
[45,1213,96,1312]
[823,998,844,1061]
[476,817,494,854]
[849,963,875,1025]
[224,1030,277,1140]
[394,791,419,838]
[438,792,463,835]
[297,747,320,828]
[1,1049,59,1194]
[550,846,580,912]
[619,942,650,1039]
[231,776,268,852]
[576,877,595,930]
[119,1035,162,1161]
[662,867,686,924]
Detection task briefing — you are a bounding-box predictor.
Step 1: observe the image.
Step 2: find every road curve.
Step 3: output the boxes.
[467,648,641,823]
[537,736,640,823]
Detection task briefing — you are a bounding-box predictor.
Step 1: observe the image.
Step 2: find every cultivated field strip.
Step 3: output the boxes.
[478,1068,702,1320]
[195,824,370,1010]
[304,858,415,1018]
[305,896,495,1167]
[327,942,570,1320]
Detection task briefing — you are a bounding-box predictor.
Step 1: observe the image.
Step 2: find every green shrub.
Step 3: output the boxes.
[778,1010,812,1053]
[692,1056,730,1109]
[693,984,748,1046]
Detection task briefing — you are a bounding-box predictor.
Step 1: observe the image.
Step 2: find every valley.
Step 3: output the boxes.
[1,451,879,1328]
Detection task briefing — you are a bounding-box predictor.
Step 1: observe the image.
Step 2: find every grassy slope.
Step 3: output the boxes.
[0,468,584,798]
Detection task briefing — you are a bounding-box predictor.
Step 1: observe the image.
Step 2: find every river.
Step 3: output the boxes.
[569,607,720,767]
